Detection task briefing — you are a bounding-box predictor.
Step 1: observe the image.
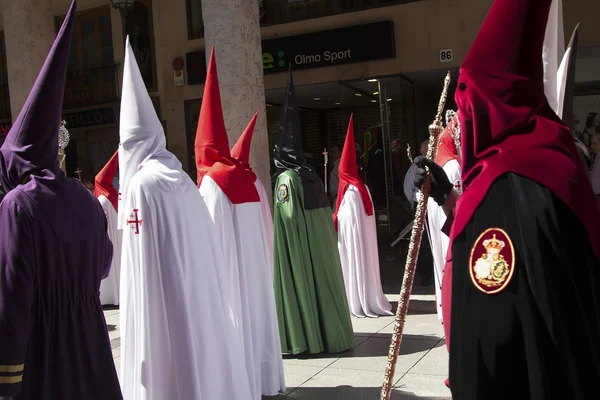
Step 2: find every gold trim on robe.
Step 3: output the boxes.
[0,375,23,384]
[0,364,24,373]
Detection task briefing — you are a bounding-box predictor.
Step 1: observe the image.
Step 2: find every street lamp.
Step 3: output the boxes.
[111,0,135,18]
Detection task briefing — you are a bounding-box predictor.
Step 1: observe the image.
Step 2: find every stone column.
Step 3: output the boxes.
[201,0,272,204]
[2,0,55,120]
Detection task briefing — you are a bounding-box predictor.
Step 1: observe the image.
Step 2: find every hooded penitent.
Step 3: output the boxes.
[274,66,328,210]
[231,111,259,182]
[118,36,167,228]
[333,114,373,230]
[452,0,600,258]
[94,150,119,211]
[194,47,259,204]
[0,2,74,192]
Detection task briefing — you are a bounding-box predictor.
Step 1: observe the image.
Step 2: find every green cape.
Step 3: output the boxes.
[273,170,354,355]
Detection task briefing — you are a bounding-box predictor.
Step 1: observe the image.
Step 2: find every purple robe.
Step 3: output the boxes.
[0,172,122,399]
[0,1,122,398]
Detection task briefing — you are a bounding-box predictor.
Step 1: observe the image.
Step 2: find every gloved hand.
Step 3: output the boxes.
[413,156,453,206]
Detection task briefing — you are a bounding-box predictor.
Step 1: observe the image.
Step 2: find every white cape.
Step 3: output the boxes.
[337,186,393,318]
[97,195,121,306]
[255,179,274,277]
[426,159,461,321]
[120,156,252,400]
[200,176,285,398]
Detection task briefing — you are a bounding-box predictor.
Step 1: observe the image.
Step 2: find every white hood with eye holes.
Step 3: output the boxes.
[117,36,167,229]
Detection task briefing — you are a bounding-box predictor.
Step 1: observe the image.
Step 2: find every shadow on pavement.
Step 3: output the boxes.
[263,386,451,399]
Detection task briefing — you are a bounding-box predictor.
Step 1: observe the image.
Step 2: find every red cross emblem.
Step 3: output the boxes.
[127,209,143,234]
[453,180,462,193]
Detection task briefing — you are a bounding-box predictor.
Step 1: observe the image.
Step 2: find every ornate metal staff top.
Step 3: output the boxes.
[380,71,451,400]
[58,119,69,172]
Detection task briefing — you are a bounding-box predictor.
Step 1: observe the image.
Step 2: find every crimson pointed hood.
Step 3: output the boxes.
[333,114,373,230]
[453,0,600,258]
[194,47,259,204]
[94,150,119,211]
[231,111,259,182]
[0,0,75,191]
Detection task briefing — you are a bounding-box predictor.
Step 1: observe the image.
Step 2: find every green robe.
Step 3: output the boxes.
[273,170,354,355]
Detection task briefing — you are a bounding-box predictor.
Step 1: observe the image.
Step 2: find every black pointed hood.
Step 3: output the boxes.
[273,66,328,210]
[0,0,76,191]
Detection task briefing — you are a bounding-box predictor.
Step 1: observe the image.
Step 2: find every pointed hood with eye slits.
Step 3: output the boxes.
[273,66,328,210]
[231,111,259,182]
[0,0,76,191]
[333,114,373,231]
[453,0,600,258]
[95,149,119,211]
[194,46,259,204]
[118,36,168,228]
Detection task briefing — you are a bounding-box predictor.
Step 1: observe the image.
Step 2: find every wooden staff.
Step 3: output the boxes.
[380,71,451,400]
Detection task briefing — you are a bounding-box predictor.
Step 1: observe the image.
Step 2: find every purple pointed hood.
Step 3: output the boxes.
[0,0,76,191]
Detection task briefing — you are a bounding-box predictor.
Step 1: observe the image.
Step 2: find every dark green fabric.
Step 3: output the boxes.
[273,170,353,355]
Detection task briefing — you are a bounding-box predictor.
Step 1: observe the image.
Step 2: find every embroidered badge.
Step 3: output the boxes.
[469,227,515,294]
[277,184,289,203]
[126,209,143,234]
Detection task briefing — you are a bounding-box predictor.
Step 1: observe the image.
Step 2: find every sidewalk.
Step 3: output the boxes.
[103,285,451,399]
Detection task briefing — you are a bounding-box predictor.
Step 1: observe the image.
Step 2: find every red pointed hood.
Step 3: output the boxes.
[435,111,461,167]
[333,114,373,231]
[94,149,119,211]
[194,47,259,204]
[231,111,259,182]
[453,0,600,259]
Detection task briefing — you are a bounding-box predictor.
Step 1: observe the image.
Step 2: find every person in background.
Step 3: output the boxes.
[591,134,600,202]
[403,139,429,206]
[329,143,342,206]
[403,139,434,286]
[583,112,600,149]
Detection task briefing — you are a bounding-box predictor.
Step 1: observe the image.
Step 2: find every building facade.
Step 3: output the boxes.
[0,0,599,192]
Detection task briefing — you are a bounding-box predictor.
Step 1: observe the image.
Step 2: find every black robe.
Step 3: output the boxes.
[450,173,600,399]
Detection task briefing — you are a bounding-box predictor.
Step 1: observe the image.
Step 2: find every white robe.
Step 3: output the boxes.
[337,185,393,318]
[120,156,252,400]
[200,176,285,398]
[97,195,121,306]
[426,159,461,320]
[255,179,274,276]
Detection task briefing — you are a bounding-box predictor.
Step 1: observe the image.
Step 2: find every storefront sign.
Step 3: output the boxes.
[63,107,119,130]
[262,21,395,74]
[186,21,395,84]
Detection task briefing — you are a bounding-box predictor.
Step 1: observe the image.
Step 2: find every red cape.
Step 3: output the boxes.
[333,114,373,230]
[435,111,461,168]
[194,47,259,204]
[94,149,118,211]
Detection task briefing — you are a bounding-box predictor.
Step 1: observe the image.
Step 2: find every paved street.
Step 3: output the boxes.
[103,283,451,399]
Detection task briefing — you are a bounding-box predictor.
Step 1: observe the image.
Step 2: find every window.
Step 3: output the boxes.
[187,0,204,40]
[0,32,9,121]
[124,0,158,90]
[56,6,115,71]
[56,6,120,110]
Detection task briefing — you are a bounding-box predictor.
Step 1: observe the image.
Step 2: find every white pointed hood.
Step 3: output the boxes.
[542,0,565,114]
[118,36,167,228]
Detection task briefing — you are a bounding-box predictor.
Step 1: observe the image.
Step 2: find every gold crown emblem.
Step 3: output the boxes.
[483,234,505,252]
